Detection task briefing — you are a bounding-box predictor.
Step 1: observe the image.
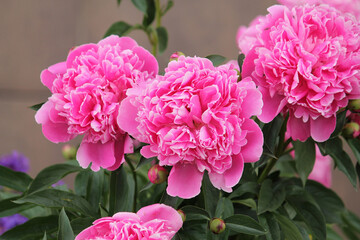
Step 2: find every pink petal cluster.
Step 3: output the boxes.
[118,56,264,198]
[75,204,182,240]
[308,146,332,188]
[277,0,360,20]
[35,35,158,171]
[241,4,360,142]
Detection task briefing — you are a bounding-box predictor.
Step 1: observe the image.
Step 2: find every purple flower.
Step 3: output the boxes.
[0,214,27,235]
[0,151,29,173]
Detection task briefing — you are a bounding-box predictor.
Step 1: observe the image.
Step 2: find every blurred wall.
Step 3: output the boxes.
[0,0,358,215]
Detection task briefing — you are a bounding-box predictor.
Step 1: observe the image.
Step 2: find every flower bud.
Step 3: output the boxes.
[62,144,77,160]
[148,164,168,184]
[348,99,360,112]
[170,51,185,62]
[342,122,360,138]
[177,210,186,222]
[209,218,226,234]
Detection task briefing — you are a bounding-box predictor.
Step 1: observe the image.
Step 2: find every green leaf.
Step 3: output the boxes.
[162,0,174,15]
[135,155,153,170]
[181,206,211,221]
[160,192,179,208]
[27,163,83,195]
[293,139,316,186]
[232,198,257,209]
[58,208,75,240]
[156,27,168,54]
[237,54,245,73]
[215,197,234,219]
[1,215,58,240]
[228,182,259,199]
[42,232,47,240]
[341,226,359,240]
[142,0,155,27]
[305,180,344,223]
[258,179,286,214]
[131,0,147,13]
[330,110,347,138]
[225,214,266,235]
[318,137,357,188]
[86,169,104,210]
[347,138,360,165]
[29,102,45,111]
[117,0,122,6]
[74,170,90,197]
[258,212,281,240]
[287,196,326,240]
[14,189,97,217]
[0,165,32,192]
[71,217,96,235]
[342,210,360,233]
[104,21,132,38]
[326,225,343,240]
[109,166,134,215]
[202,173,220,217]
[205,55,226,67]
[273,213,303,240]
[0,197,33,217]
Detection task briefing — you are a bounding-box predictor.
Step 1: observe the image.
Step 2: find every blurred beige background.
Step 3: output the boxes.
[0,0,359,216]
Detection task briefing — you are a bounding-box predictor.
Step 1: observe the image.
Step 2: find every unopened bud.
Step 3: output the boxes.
[148,164,168,184]
[348,99,360,112]
[342,122,360,138]
[62,144,77,160]
[177,209,186,222]
[170,51,185,61]
[209,218,226,234]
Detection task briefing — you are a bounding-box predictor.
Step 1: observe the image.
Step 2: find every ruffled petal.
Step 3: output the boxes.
[98,35,138,49]
[241,119,264,163]
[238,78,263,118]
[258,88,287,123]
[66,44,98,68]
[287,115,311,141]
[167,163,203,199]
[132,46,159,76]
[40,62,66,90]
[117,96,141,137]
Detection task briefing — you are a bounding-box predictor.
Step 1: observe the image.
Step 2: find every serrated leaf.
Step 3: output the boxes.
[156,27,168,54]
[0,165,32,192]
[104,21,132,38]
[1,215,58,240]
[205,55,226,67]
[225,214,266,235]
[29,102,45,111]
[305,180,344,223]
[274,213,303,240]
[27,163,83,195]
[258,179,286,214]
[14,189,97,217]
[258,212,281,240]
[131,0,147,13]
[58,208,75,240]
[293,139,316,186]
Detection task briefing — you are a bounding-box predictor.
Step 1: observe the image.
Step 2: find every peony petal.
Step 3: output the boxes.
[113,212,139,221]
[66,43,98,68]
[117,96,140,137]
[257,88,287,123]
[241,119,264,163]
[137,204,183,232]
[132,46,159,76]
[287,115,310,141]
[40,62,66,90]
[167,163,203,199]
[140,145,157,158]
[239,79,263,118]
[35,101,74,143]
[310,116,336,142]
[98,35,138,49]
[77,140,116,171]
[209,154,244,191]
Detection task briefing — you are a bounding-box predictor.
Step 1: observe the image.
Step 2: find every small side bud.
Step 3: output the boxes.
[148,164,168,184]
[177,209,186,222]
[342,122,360,138]
[62,144,77,160]
[170,51,185,61]
[348,99,360,112]
[209,218,226,234]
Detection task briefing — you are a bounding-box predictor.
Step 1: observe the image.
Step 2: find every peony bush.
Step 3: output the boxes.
[1,1,360,240]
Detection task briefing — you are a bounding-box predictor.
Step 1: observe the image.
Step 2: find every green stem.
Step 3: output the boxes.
[125,155,138,212]
[257,157,277,184]
[109,166,124,215]
[155,0,162,27]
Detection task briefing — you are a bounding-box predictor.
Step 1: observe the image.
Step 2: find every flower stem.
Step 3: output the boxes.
[155,0,162,27]
[125,155,138,212]
[257,157,277,184]
[109,166,124,215]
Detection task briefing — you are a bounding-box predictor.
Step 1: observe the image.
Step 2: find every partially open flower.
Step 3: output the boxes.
[348,99,360,112]
[209,218,226,234]
[148,164,169,184]
[61,144,77,160]
[343,122,360,138]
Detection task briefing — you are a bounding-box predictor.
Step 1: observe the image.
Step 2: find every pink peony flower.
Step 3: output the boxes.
[118,56,264,198]
[35,35,158,171]
[277,0,360,20]
[241,4,360,142]
[75,204,182,240]
[308,147,332,187]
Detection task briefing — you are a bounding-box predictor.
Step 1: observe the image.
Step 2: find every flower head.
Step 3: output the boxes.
[0,151,29,173]
[35,35,158,171]
[75,204,182,240]
[148,164,169,184]
[241,4,360,142]
[118,56,263,198]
